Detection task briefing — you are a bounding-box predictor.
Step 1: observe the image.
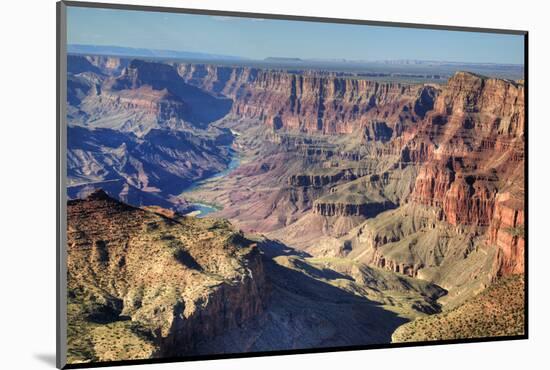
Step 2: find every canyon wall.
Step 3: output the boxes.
[489,193,525,277]
[354,72,525,281]
[177,63,525,281]
[410,72,525,277]
[177,63,436,135]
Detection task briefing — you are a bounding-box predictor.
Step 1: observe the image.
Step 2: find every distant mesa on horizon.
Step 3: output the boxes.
[264,57,304,62]
[68,44,523,67]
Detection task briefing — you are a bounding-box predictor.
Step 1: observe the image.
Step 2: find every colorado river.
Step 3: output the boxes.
[183,148,240,217]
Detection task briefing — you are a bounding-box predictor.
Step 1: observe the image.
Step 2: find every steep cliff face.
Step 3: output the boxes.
[489,192,525,277]
[313,201,392,218]
[160,255,265,356]
[410,75,523,217]
[442,173,498,226]
[67,190,267,363]
[412,168,499,227]
[432,72,524,137]
[288,167,371,188]
[177,63,437,135]
[386,72,524,281]
[409,160,455,208]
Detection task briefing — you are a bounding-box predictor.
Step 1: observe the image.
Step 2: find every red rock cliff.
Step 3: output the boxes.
[489,192,525,277]
[178,67,525,278]
[177,64,436,135]
[408,72,524,276]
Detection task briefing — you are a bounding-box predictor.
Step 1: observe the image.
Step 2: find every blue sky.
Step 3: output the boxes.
[67,6,524,64]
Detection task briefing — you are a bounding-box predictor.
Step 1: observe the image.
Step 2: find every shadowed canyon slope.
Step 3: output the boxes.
[66,56,235,211]
[67,55,525,362]
[67,191,444,362]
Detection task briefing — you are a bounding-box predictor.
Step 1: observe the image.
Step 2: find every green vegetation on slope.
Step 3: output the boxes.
[392,274,525,342]
[66,192,265,364]
[67,288,155,364]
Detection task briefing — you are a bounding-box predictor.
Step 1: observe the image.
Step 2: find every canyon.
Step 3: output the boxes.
[67,190,446,363]
[66,54,526,363]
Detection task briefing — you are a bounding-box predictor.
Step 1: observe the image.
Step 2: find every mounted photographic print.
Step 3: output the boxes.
[56,1,527,368]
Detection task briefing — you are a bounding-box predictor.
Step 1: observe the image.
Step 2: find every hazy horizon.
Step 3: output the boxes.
[67,7,525,65]
[67,43,526,66]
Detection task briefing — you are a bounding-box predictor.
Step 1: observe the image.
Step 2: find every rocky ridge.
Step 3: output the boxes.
[67,190,266,363]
